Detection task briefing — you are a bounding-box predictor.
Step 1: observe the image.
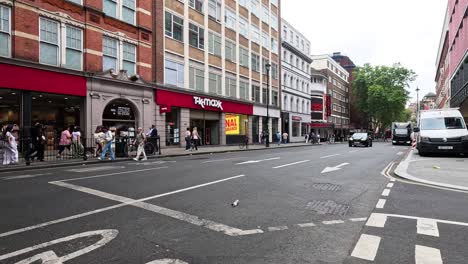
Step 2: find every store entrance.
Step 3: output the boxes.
[190,119,219,146]
[102,99,137,138]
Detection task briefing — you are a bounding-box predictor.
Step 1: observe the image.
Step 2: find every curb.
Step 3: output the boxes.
[393,149,468,191]
[0,143,321,173]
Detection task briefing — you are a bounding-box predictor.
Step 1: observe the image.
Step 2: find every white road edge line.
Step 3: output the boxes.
[267,226,288,232]
[381,189,391,196]
[376,199,386,209]
[320,154,341,159]
[0,174,249,238]
[415,245,443,264]
[351,234,381,261]
[56,167,168,182]
[2,173,52,180]
[272,160,309,169]
[201,158,242,164]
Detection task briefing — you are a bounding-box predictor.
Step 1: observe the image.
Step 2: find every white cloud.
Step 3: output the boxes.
[281,0,447,102]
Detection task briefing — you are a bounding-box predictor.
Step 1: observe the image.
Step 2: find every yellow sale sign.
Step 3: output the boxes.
[225,115,240,135]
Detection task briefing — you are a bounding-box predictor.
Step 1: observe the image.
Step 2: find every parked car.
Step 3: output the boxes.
[349,133,373,147]
[414,108,468,156]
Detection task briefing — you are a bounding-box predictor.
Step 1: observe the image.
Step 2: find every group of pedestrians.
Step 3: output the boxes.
[92,126,116,161]
[185,127,200,151]
[306,131,321,144]
[57,125,84,159]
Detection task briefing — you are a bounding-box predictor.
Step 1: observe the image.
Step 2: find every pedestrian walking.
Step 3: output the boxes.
[276,131,281,146]
[185,127,191,151]
[99,127,115,161]
[2,124,18,165]
[282,132,288,144]
[317,133,321,144]
[191,127,199,151]
[57,126,72,158]
[71,126,84,158]
[30,122,46,162]
[305,133,309,143]
[133,127,147,161]
[308,131,313,144]
[94,126,105,157]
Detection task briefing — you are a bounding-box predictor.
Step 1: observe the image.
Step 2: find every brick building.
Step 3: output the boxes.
[154,0,281,147]
[434,4,451,109]
[0,0,155,144]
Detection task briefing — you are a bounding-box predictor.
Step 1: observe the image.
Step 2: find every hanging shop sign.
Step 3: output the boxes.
[225,115,240,135]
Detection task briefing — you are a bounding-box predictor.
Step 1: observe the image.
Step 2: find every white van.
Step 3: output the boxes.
[414,108,468,156]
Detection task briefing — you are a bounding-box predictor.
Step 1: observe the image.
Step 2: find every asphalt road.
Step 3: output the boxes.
[2,142,462,264]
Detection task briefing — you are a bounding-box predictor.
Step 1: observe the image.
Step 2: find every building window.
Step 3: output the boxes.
[271,0,278,6]
[0,5,11,57]
[262,87,268,104]
[271,63,278,79]
[189,66,205,91]
[240,47,249,68]
[189,23,204,49]
[225,8,236,30]
[252,85,261,103]
[251,53,260,72]
[208,31,222,56]
[226,77,236,98]
[262,57,269,74]
[251,25,260,44]
[189,0,204,12]
[122,42,136,75]
[239,80,249,100]
[209,72,222,95]
[225,39,236,62]
[261,5,269,23]
[208,0,221,21]
[270,12,278,30]
[239,16,249,37]
[102,36,118,71]
[165,59,184,88]
[165,12,184,42]
[271,38,278,53]
[39,18,83,70]
[261,31,269,48]
[250,0,260,17]
[292,121,300,137]
[272,90,278,107]
[103,36,136,75]
[103,0,135,25]
[239,0,247,8]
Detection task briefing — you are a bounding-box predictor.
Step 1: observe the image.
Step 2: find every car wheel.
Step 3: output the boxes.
[419,150,426,156]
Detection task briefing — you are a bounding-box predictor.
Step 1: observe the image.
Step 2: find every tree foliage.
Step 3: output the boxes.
[352,64,416,129]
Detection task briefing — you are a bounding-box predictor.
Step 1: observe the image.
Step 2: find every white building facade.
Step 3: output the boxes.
[280,19,312,142]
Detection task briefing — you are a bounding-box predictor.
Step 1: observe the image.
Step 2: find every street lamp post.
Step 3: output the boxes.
[416,86,420,123]
[266,63,271,148]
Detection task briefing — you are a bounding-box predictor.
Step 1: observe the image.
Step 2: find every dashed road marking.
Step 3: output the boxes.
[147,259,189,264]
[390,178,396,182]
[376,199,386,209]
[417,218,440,237]
[267,226,288,232]
[273,160,309,169]
[351,234,381,261]
[201,158,242,163]
[236,157,280,165]
[67,166,125,173]
[322,220,345,225]
[386,183,394,188]
[382,189,391,196]
[297,222,316,227]
[349,218,368,222]
[415,245,443,264]
[320,154,341,159]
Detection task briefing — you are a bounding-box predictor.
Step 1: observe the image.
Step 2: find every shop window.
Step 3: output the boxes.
[0,89,20,125]
[301,123,308,136]
[208,72,222,95]
[189,0,204,13]
[225,114,249,144]
[208,0,221,21]
[165,59,184,88]
[103,0,135,25]
[165,11,184,42]
[208,31,222,56]
[292,121,300,137]
[165,107,180,146]
[0,5,11,58]
[189,66,205,91]
[189,23,204,50]
[225,39,236,62]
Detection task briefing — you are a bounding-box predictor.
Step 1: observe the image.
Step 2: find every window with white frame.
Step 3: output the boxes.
[272,90,278,107]
[238,0,247,8]
[208,31,222,57]
[251,53,260,72]
[189,23,204,49]
[209,72,222,95]
[271,38,278,53]
[251,24,260,44]
[225,77,236,98]
[271,63,278,79]
[68,0,83,4]
[225,39,236,62]
[225,8,236,30]
[250,0,260,18]
[239,80,249,100]
[122,42,136,75]
[270,12,278,30]
[261,5,269,23]
[165,12,184,42]
[262,57,269,74]
[103,0,135,25]
[164,59,184,88]
[189,66,205,91]
[261,31,269,48]
[102,36,118,71]
[0,5,11,57]
[189,0,203,13]
[240,47,249,68]
[271,0,278,6]
[208,0,221,21]
[39,18,83,70]
[239,16,249,37]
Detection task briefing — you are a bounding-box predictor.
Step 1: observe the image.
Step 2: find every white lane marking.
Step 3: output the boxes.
[51,176,263,237]
[272,160,309,169]
[322,220,345,225]
[321,163,350,173]
[2,173,52,180]
[417,218,440,237]
[376,199,386,209]
[267,226,288,232]
[349,150,359,153]
[415,245,443,264]
[386,183,394,188]
[0,229,118,262]
[381,189,391,196]
[202,158,241,164]
[146,259,189,264]
[235,157,280,165]
[390,178,396,182]
[297,222,316,227]
[57,167,168,182]
[351,234,381,261]
[349,218,368,222]
[67,166,125,173]
[320,154,341,159]
[397,151,404,156]
[0,175,247,238]
[130,161,176,166]
[366,213,388,228]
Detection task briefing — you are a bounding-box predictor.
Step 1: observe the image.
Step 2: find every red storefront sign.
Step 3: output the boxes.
[311,103,323,111]
[310,122,333,128]
[156,89,253,115]
[0,63,86,96]
[325,95,331,117]
[292,116,302,121]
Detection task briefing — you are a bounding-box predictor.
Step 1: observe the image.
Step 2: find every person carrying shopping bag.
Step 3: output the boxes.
[99,127,115,161]
[133,127,147,161]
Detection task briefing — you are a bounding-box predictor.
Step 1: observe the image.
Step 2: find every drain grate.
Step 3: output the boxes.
[312,183,341,191]
[306,200,350,216]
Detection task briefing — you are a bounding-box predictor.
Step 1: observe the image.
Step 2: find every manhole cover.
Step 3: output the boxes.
[312,183,341,191]
[306,200,350,216]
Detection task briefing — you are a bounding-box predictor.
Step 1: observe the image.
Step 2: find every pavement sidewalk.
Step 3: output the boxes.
[0,142,332,173]
[394,149,468,191]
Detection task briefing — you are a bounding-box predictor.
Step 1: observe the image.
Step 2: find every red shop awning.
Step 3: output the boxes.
[0,63,86,97]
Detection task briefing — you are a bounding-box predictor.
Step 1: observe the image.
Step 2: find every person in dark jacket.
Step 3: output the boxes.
[30,122,45,162]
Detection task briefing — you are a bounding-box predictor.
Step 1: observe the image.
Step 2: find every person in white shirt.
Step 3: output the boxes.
[99,127,115,161]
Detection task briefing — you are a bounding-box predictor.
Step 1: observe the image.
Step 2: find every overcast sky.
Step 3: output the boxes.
[282,0,447,103]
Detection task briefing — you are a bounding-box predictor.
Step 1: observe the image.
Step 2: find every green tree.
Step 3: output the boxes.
[352,63,416,129]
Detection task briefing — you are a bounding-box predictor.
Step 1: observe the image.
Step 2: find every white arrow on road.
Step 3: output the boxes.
[321,163,350,173]
[236,157,280,165]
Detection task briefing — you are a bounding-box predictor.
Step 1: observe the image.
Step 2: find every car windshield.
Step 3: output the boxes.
[394,128,409,135]
[420,117,466,130]
[352,133,367,138]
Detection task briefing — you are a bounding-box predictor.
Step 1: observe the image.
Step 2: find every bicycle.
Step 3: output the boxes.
[239,136,249,150]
